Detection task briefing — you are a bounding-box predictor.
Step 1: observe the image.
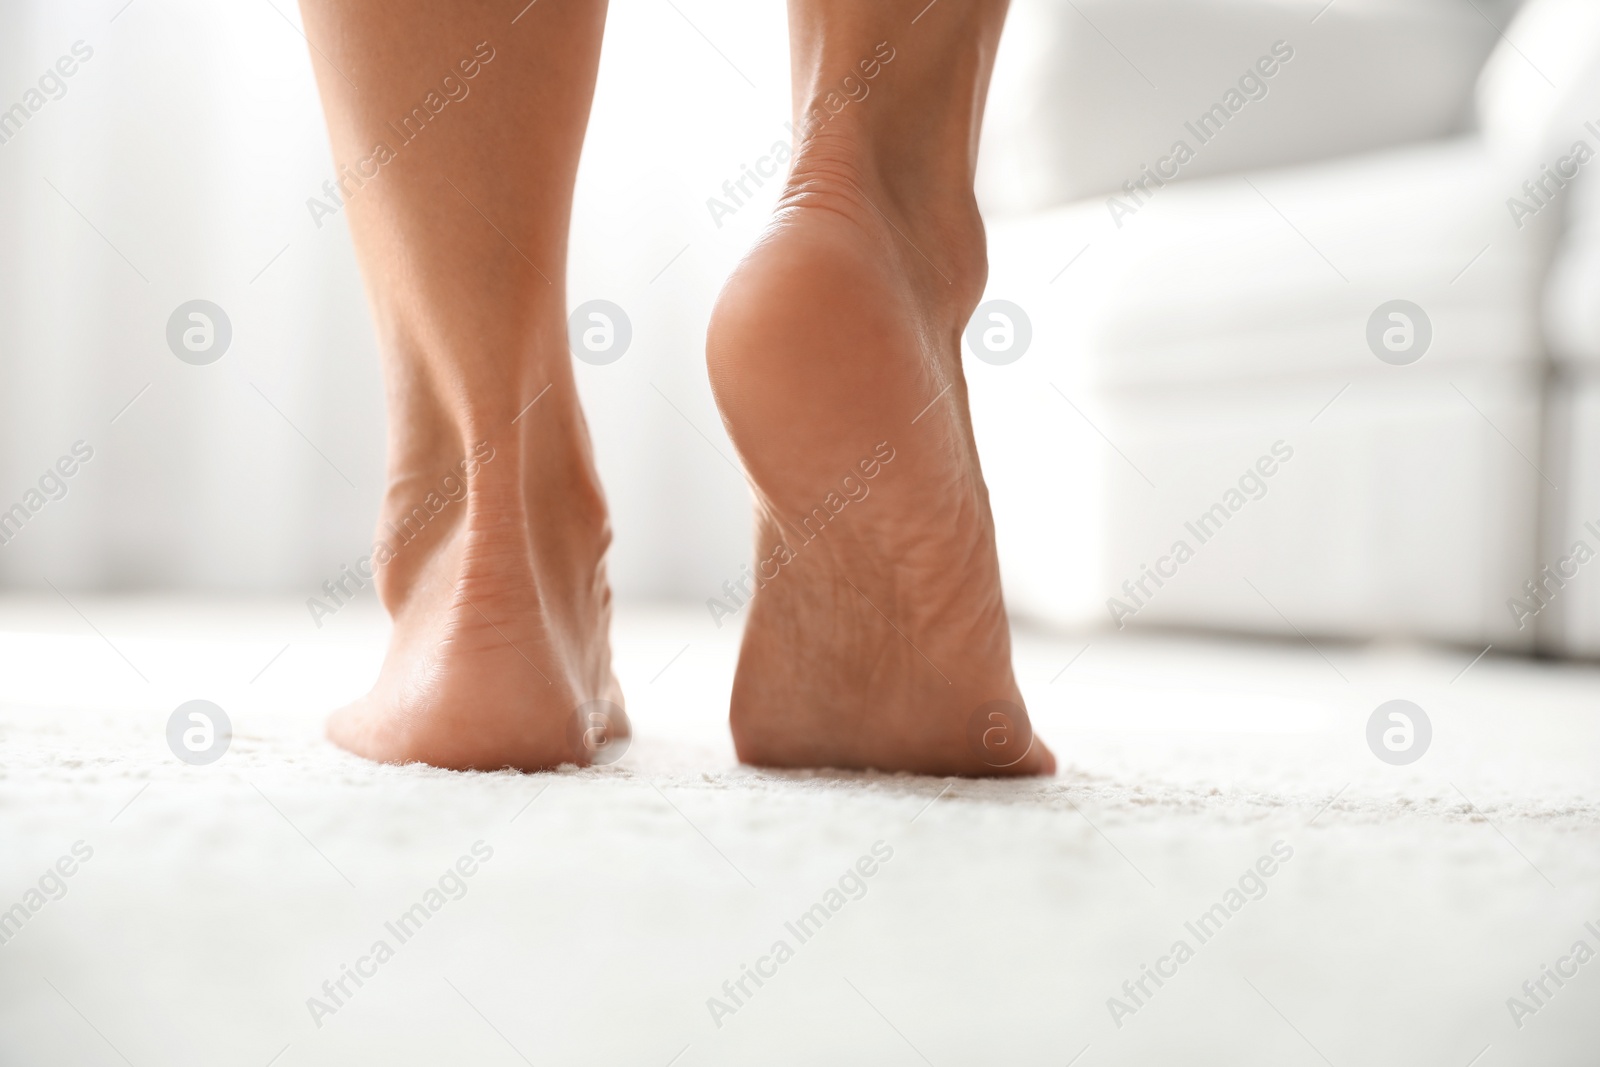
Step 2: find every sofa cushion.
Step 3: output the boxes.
[979,0,1514,216]
[986,137,1556,390]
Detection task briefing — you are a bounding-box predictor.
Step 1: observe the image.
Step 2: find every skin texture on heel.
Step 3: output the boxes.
[705,2,1054,775]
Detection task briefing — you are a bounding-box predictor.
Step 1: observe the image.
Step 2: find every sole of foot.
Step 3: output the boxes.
[706,136,1054,778]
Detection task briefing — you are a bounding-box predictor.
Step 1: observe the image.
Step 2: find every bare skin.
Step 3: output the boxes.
[299,0,623,770]
[706,0,1054,775]
[301,0,1051,775]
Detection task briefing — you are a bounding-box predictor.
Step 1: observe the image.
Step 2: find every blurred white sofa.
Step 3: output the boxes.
[973,0,1600,654]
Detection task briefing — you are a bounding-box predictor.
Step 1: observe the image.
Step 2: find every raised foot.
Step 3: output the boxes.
[705,146,1054,778]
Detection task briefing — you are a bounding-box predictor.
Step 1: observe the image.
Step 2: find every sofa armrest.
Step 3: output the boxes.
[979,0,1517,217]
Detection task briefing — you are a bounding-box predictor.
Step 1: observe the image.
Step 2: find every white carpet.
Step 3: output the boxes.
[1,598,1597,1066]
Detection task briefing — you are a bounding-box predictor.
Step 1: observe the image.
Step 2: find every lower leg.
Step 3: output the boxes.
[298,0,622,770]
[786,0,1006,277]
[707,0,1053,775]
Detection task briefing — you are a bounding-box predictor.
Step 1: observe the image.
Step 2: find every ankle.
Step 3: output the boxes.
[370,385,608,613]
[783,116,989,309]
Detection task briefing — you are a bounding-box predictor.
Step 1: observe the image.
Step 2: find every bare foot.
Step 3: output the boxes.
[706,121,1054,777]
[326,389,627,772]
[298,0,620,771]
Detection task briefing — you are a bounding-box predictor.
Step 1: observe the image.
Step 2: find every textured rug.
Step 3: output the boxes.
[1,598,1596,1066]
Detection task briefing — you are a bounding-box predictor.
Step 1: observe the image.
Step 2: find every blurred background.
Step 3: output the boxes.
[1,0,1598,654]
